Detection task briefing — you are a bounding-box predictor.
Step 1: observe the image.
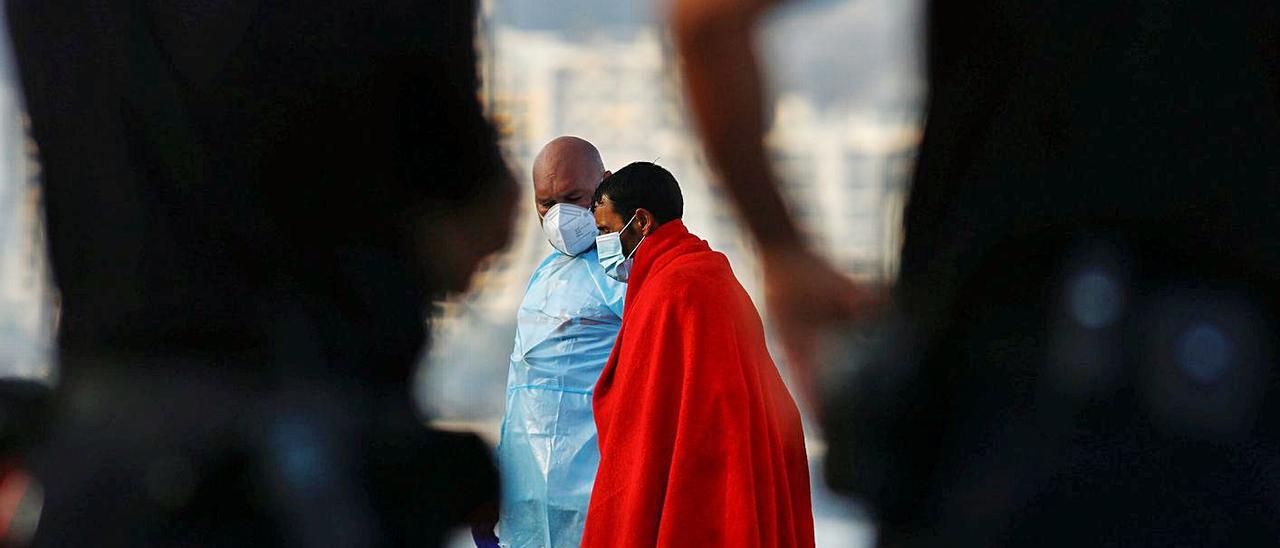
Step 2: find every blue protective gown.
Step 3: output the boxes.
[496,247,625,547]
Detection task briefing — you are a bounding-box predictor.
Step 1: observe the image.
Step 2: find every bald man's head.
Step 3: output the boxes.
[532,136,610,217]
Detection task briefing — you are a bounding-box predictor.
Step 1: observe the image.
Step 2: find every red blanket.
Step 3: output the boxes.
[582,220,814,547]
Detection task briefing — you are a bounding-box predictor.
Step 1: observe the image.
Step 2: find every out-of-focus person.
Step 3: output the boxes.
[6,0,515,545]
[472,136,624,548]
[581,162,813,548]
[675,0,1280,546]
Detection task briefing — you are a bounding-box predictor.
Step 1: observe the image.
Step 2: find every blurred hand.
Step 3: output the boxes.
[761,246,888,408]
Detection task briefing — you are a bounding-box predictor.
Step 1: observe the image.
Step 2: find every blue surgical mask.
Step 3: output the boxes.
[596,214,644,283]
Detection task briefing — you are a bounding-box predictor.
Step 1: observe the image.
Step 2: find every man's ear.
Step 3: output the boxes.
[602,170,613,180]
[635,208,657,236]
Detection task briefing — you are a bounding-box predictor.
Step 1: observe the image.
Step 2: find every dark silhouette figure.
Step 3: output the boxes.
[7,0,516,545]
[675,0,1280,545]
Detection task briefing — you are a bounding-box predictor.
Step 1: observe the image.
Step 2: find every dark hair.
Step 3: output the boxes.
[592,162,684,223]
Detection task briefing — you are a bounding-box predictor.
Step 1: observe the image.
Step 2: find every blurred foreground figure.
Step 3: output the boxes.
[475,137,624,547]
[675,0,1280,546]
[582,163,813,548]
[7,0,515,545]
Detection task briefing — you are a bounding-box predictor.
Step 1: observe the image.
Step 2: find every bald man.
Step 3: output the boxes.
[479,137,625,547]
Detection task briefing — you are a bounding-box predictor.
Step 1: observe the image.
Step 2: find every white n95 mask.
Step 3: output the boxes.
[596,213,644,283]
[541,203,597,256]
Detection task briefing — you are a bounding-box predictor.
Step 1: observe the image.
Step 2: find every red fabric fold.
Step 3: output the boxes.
[582,220,814,547]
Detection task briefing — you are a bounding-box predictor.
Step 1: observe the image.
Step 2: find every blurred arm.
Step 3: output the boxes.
[672,0,884,405]
[671,0,797,249]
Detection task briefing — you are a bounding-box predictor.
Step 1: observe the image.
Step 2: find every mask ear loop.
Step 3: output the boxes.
[625,234,646,261]
[619,212,638,233]
[621,213,647,261]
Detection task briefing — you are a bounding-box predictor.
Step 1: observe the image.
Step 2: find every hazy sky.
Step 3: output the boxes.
[492,0,925,114]
[492,0,652,34]
[763,0,924,113]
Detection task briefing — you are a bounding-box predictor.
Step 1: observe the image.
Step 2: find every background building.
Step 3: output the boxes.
[0,10,53,381]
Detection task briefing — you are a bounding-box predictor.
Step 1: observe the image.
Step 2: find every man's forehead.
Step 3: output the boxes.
[533,170,595,198]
